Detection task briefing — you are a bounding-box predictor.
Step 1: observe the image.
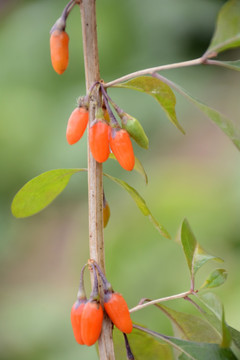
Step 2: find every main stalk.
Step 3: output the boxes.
[79,1,115,359]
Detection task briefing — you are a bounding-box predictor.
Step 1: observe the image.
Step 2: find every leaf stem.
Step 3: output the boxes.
[129,290,195,313]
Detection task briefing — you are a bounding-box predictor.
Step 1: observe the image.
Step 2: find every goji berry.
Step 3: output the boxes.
[89,121,110,163]
[66,107,89,145]
[109,128,135,171]
[104,292,133,334]
[81,300,104,346]
[71,299,87,345]
[50,29,69,75]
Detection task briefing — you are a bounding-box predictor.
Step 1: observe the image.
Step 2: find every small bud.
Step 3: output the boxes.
[121,113,149,149]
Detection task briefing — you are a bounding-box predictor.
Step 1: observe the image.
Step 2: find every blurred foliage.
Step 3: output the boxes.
[0,0,240,359]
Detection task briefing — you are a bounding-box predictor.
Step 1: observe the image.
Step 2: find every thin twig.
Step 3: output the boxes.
[129,290,194,313]
[104,57,203,88]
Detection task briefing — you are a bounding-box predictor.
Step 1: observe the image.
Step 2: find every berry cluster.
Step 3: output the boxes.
[49,3,148,172]
[64,82,148,172]
[71,262,132,346]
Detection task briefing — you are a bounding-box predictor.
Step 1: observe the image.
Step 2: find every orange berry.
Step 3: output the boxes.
[66,107,89,145]
[50,29,69,74]
[109,128,135,171]
[81,300,103,346]
[89,121,110,163]
[71,300,87,345]
[104,292,133,334]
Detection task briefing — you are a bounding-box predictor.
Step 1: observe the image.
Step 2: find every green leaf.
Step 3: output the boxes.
[157,304,221,344]
[158,75,240,151]
[196,292,232,348]
[229,327,240,350]
[113,327,174,360]
[109,153,148,184]
[11,169,84,218]
[205,0,240,56]
[104,173,171,239]
[200,269,228,289]
[180,219,223,276]
[115,76,185,134]
[134,324,237,360]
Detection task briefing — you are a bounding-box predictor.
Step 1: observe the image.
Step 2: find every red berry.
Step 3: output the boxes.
[104,292,133,334]
[71,300,87,345]
[89,121,110,163]
[50,29,69,75]
[109,128,135,171]
[66,107,89,145]
[81,300,103,346]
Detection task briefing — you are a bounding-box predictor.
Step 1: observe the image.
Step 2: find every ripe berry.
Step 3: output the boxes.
[104,292,133,334]
[89,121,110,163]
[81,300,104,346]
[50,29,69,75]
[66,107,89,145]
[109,128,135,171]
[71,299,87,345]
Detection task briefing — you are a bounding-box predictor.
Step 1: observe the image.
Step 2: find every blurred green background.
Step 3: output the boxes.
[1,0,240,359]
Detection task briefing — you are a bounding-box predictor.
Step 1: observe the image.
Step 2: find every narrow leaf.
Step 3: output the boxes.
[11,169,84,218]
[181,218,197,273]
[196,292,232,348]
[104,173,171,239]
[157,75,240,151]
[157,304,221,344]
[200,269,228,289]
[229,327,240,350]
[205,0,240,56]
[134,324,237,360]
[115,76,185,134]
[109,153,148,184]
[180,219,223,277]
[193,245,223,275]
[113,327,174,360]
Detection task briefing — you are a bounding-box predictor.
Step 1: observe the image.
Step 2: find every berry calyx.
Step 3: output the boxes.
[109,128,135,171]
[104,292,133,334]
[81,300,104,346]
[89,120,110,163]
[66,107,89,145]
[50,29,69,75]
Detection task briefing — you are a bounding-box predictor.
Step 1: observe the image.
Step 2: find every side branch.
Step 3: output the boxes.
[103,55,220,88]
[130,290,195,313]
